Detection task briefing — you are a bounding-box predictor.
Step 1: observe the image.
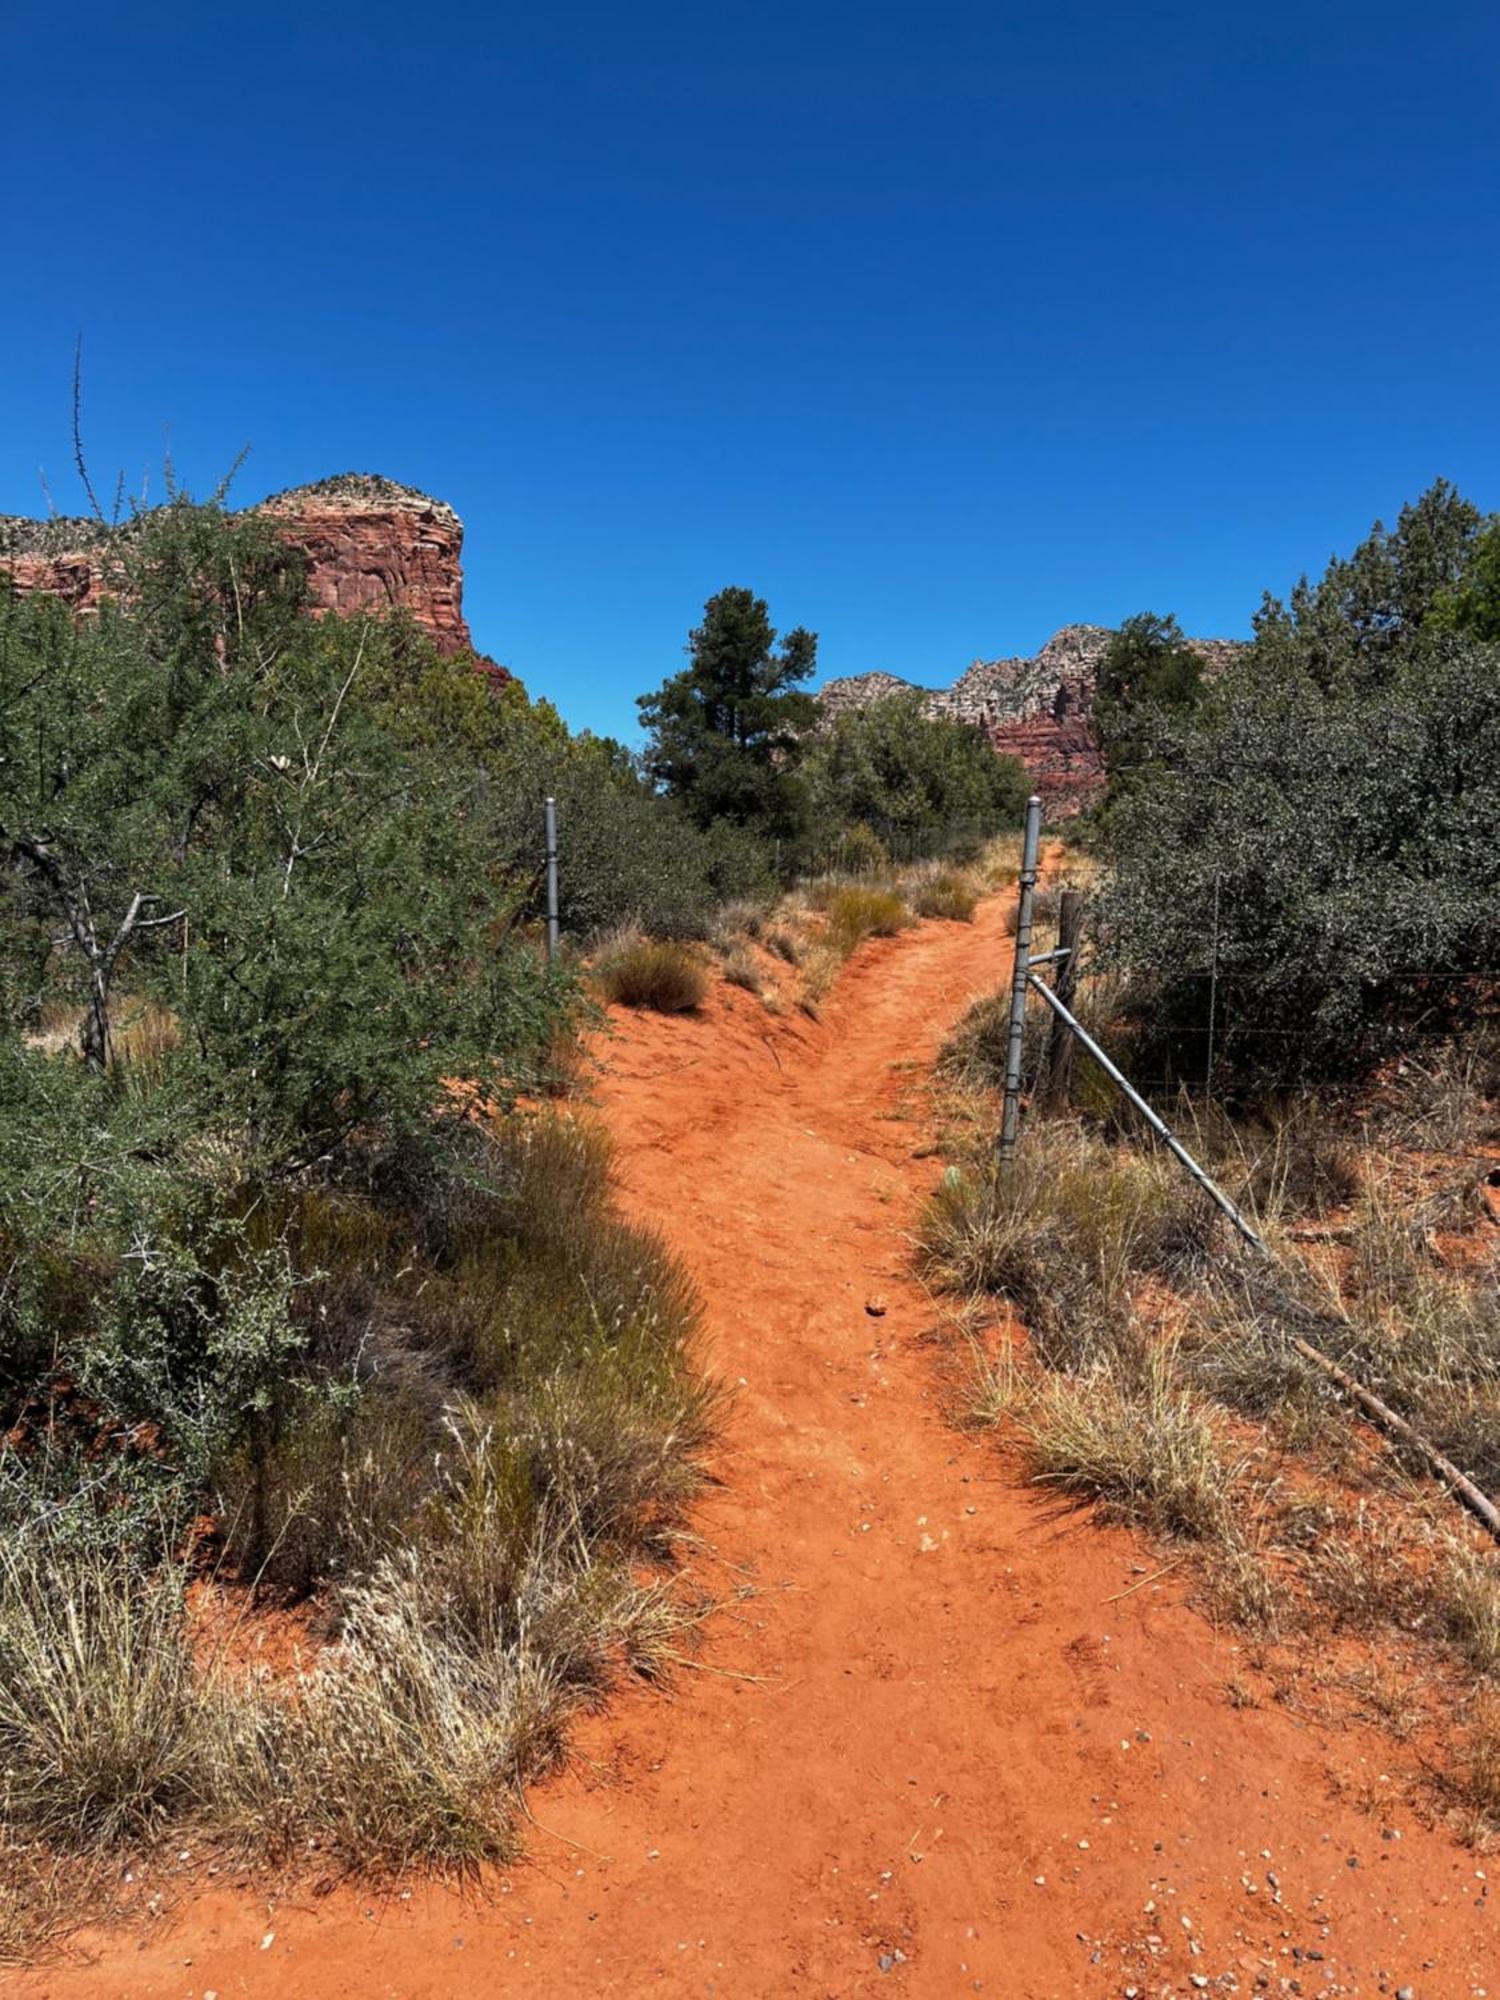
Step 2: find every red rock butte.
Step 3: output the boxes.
[0,472,495,667]
[818,624,1247,814]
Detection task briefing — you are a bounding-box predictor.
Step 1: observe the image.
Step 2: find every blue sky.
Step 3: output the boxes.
[3,1,1497,735]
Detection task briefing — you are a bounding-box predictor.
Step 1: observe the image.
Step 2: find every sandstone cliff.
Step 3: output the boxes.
[0,473,483,661]
[818,624,1246,814]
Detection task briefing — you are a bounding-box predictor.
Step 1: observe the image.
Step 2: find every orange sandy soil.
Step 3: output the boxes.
[14,894,1495,1999]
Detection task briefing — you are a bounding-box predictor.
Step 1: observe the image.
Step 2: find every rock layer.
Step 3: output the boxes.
[819,624,1246,813]
[0,473,480,659]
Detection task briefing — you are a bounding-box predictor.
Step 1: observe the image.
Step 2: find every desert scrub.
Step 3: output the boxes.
[595,936,707,1012]
[918,1128,1220,1313]
[913,871,978,922]
[719,944,762,995]
[824,885,911,955]
[0,1111,716,1878]
[1017,1347,1239,1542]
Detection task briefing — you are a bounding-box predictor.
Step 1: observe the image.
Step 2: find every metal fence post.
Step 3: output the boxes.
[998,794,1043,1165]
[544,795,560,966]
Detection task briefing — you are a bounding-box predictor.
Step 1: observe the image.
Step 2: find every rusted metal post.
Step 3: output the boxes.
[998,795,1043,1166]
[544,796,560,965]
[1041,886,1083,1110]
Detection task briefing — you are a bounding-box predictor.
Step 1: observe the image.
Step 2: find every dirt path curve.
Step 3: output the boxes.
[20,895,1491,1998]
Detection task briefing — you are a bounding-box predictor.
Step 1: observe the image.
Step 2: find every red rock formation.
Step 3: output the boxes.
[255,475,473,654]
[818,624,1247,815]
[0,473,498,668]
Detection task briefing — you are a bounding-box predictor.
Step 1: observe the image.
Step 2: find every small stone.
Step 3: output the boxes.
[1397,1989,1415,1999]
[260,1932,275,1950]
[865,1297,888,1317]
[878,1952,895,1973]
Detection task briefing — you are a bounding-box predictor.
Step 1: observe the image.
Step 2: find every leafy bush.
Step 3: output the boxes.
[804,690,1028,843]
[1101,483,1500,1090]
[595,937,708,1012]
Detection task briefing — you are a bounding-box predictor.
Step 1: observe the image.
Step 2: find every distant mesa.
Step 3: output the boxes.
[0,472,507,678]
[818,624,1246,814]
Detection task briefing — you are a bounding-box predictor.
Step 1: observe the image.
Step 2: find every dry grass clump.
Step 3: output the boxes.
[937,992,1011,1093]
[1439,1542,1500,1678]
[1225,1105,1363,1222]
[918,1127,1221,1314]
[1386,1030,1500,1153]
[720,944,762,995]
[824,885,911,955]
[1441,1695,1500,1837]
[595,936,707,1013]
[0,1541,202,1848]
[765,927,800,965]
[913,872,979,923]
[1017,1348,1239,1542]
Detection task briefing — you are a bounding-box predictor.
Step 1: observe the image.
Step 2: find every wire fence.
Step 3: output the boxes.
[780,815,1018,883]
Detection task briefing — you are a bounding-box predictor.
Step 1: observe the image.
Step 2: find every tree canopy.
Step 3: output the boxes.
[804,690,1029,843]
[1100,481,1500,1089]
[637,586,818,839]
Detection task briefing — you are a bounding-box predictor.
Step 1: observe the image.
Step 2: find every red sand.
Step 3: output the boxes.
[15,893,1493,1997]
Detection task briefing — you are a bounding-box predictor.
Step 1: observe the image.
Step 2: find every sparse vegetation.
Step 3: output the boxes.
[823,885,911,954]
[913,871,979,922]
[929,903,1500,1836]
[595,935,708,1012]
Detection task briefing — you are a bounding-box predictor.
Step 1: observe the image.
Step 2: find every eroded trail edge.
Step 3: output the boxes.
[21,896,1490,1999]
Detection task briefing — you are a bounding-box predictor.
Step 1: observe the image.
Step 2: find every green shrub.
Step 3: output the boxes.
[595,938,708,1012]
[1100,485,1500,1090]
[803,690,1030,842]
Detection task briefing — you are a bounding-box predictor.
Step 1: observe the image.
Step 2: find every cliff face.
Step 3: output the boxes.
[0,473,480,659]
[255,475,473,653]
[818,624,1247,814]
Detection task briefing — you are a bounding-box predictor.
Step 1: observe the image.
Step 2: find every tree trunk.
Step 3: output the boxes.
[81,965,112,1071]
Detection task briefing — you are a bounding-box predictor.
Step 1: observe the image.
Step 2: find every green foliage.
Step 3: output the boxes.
[1102,482,1500,1088]
[1431,514,1500,642]
[1251,478,1481,690]
[803,691,1028,844]
[637,586,818,840]
[1092,612,1205,801]
[0,509,573,1151]
[494,721,773,941]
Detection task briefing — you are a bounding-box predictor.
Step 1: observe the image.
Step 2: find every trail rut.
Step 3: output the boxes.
[19,895,1491,1998]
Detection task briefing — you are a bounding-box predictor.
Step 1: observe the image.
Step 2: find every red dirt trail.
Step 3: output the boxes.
[17,895,1493,1998]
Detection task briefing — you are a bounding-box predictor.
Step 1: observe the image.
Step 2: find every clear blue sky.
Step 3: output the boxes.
[3,2,1497,735]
